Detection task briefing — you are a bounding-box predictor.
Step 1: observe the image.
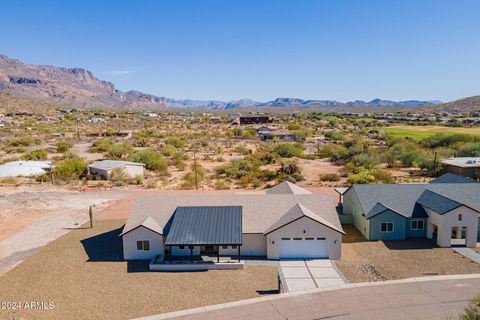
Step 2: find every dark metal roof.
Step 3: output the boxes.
[430,173,477,184]
[165,206,242,245]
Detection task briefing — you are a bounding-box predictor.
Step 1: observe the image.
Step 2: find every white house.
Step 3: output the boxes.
[0,160,52,178]
[120,182,344,262]
[88,160,145,180]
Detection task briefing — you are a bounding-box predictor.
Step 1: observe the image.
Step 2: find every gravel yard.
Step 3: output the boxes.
[335,225,480,283]
[0,219,278,320]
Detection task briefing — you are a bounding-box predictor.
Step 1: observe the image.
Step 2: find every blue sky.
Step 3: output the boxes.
[1,0,479,102]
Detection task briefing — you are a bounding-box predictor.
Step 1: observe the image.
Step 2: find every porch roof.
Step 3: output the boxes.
[165,206,242,245]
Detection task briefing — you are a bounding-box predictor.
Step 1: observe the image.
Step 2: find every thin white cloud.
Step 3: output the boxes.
[108,70,135,76]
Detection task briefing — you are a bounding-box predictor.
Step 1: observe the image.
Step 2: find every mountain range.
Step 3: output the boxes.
[0,54,465,111]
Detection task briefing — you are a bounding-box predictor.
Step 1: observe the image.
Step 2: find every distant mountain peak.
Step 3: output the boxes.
[0,53,448,111]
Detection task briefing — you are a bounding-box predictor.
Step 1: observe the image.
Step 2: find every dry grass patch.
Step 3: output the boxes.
[0,220,278,320]
[336,225,480,283]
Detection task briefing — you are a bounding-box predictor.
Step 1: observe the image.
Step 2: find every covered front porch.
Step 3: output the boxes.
[153,205,243,271]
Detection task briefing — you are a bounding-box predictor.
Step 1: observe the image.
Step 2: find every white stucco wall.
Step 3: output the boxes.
[90,165,144,180]
[120,165,144,178]
[266,217,342,260]
[426,206,479,248]
[241,234,267,256]
[122,226,165,260]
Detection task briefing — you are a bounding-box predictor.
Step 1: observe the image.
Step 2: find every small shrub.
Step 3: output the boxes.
[21,149,48,160]
[54,158,87,181]
[57,140,73,153]
[129,149,167,172]
[273,143,304,158]
[319,173,340,182]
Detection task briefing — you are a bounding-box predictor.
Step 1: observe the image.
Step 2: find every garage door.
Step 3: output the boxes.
[280,238,328,259]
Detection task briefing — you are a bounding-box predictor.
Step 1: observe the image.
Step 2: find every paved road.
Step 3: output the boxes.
[280,260,346,291]
[141,275,480,320]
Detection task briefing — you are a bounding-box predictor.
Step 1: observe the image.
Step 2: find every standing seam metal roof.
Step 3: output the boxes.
[165,206,242,245]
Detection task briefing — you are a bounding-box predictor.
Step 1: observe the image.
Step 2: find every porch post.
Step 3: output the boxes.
[190,246,193,263]
[238,245,241,262]
[217,245,220,263]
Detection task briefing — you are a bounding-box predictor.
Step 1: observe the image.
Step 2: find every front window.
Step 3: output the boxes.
[136,240,150,251]
[411,220,424,230]
[380,222,394,233]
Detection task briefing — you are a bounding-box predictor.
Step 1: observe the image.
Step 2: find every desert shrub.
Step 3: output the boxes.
[165,137,186,148]
[160,144,177,157]
[21,149,48,160]
[457,142,480,157]
[318,144,348,162]
[241,128,257,139]
[277,159,304,182]
[347,172,376,184]
[7,136,41,147]
[351,153,379,169]
[422,133,474,148]
[171,150,189,161]
[110,167,129,185]
[179,164,205,189]
[90,138,113,152]
[57,140,73,153]
[370,169,394,183]
[319,173,340,182]
[53,158,87,180]
[214,179,230,190]
[325,131,345,141]
[398,151,423,167]
[278,159,301,175]
[273,143,304,158]
[106,142,134,159]
[234,144,251,155]
[455,294,480,320]
[129,149,167,172]
[174,159,186,171]
[216,159,259,179]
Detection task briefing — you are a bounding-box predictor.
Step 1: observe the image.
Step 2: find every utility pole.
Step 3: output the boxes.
[193,144,198,190]
[433,150,438,177]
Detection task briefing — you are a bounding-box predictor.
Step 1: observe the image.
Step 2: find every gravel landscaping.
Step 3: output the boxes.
[0,220,278,320]
[336,224,480,283]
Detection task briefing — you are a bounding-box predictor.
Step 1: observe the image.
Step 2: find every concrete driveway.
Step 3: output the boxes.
[279,259,346,291]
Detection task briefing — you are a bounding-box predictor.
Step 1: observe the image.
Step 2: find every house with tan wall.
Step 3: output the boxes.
[121,182,344,264]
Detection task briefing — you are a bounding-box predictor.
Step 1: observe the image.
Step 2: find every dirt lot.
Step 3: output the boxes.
[0,219,278,320]
[0,187,129,274]
[336,225,480,282]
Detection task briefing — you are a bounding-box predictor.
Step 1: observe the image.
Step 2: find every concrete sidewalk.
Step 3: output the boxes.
[136,274,480,320]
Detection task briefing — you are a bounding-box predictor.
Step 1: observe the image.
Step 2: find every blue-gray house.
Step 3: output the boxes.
[341,173,480,247]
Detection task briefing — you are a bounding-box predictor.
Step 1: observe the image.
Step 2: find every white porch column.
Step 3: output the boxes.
[437,227,452,248]
[426,222,434,239]
[466,226,478,248]
[456,227,462,239]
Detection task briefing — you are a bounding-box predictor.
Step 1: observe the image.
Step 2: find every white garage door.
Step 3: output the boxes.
[280,238,328,259]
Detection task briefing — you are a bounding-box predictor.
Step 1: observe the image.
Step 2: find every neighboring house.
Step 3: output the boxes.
[239,116,273,125]
[0,160,52,178]
[442,157,480,180]
[257,127,298,141]
[121,181,344,262]
[88,160,145,180]
[341,173,480,247]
